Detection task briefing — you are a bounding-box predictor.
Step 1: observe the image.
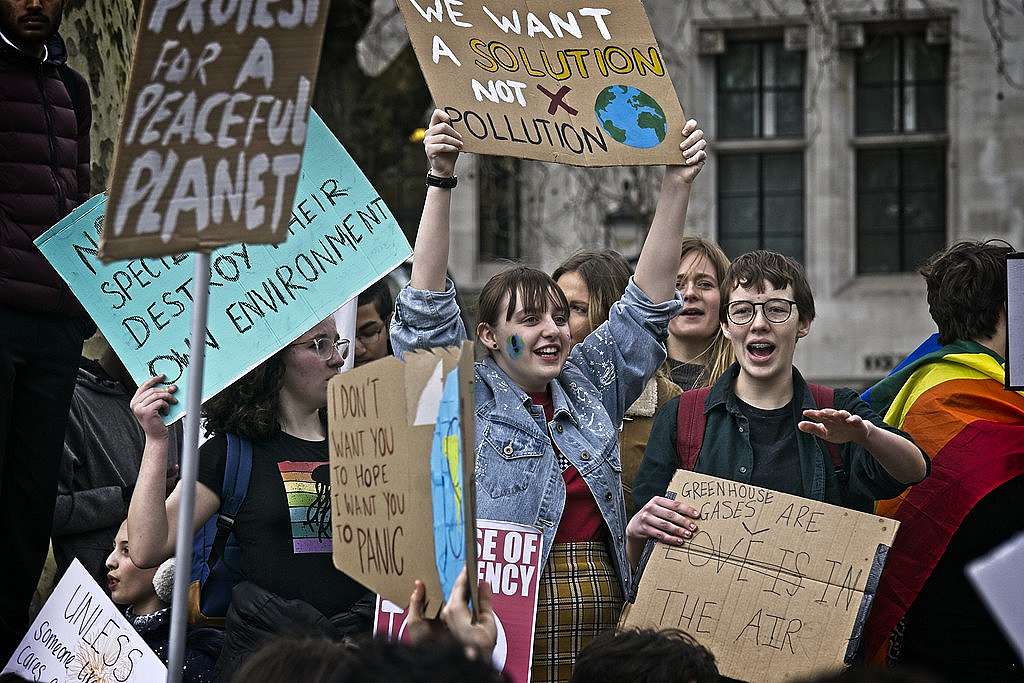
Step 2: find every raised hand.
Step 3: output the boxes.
[424,108,464,178]
[799,408,874,445]
[441,568,497,661]
[130,375,177,441]
[667,119,708,185]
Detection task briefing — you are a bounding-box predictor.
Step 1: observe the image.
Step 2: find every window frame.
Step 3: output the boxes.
[852,23,950,276]
[477,156,523,261]
[716,38,806,140]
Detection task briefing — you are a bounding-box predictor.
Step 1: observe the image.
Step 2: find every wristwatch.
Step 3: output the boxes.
[426,171,457,189]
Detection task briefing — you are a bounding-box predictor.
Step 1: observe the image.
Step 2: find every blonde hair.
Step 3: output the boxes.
[677,237,734,388]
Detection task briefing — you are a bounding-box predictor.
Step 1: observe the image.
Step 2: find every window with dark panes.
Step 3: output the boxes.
[855,28,948,274]
[478,157,522,260]
[717,40,804,139]
[718,153,804,262]
[856,147,945,274]
[856,33,947,134]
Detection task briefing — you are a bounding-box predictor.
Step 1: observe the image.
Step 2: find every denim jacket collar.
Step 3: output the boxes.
[478,356,581,429]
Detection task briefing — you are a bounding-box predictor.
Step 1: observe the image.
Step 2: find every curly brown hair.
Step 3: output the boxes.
[203,350,287,442]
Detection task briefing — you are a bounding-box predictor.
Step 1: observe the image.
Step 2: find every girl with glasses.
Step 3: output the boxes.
[392,109,708,683]
[125,317,372,676]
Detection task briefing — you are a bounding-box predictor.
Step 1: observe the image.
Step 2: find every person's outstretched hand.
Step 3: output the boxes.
[799,408,874,445]
[424,108,463,178]
[130,375,177,441]
[441,568,497,662]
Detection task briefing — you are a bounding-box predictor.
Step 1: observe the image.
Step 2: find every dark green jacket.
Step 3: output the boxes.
[633,364,927,512]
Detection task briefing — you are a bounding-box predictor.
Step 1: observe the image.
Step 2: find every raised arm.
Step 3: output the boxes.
[126,376,219,568]
[410,109,464,293]
[632,120,707,302]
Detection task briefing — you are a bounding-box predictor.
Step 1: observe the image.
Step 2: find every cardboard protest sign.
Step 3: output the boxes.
[622,471,900,683]
[328,343,478,618]
[1007,253,1024,390]
[967,531,1024,661]
[36,111,411,424]
[101,0,330,261]
[399,0,686,166]
[374,520,543,683]
[2,559,166,681]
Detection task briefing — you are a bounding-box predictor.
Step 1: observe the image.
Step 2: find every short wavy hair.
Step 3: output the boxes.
[723,250,816,324]
[920,239,1014,345]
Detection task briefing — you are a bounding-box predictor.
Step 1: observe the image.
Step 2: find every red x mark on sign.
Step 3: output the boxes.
[537,84,578,116]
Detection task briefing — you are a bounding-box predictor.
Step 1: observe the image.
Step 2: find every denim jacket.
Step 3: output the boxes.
[391,277,681,594]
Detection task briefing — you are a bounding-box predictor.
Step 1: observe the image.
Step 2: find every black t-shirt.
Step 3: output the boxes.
[197,431,367,617]
[736,398,804,497]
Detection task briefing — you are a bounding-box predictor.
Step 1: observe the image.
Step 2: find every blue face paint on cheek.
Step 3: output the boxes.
[506,335,524,359]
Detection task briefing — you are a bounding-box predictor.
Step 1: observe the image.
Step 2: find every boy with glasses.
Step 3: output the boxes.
[634,250,928,520]
[354,279,393,367]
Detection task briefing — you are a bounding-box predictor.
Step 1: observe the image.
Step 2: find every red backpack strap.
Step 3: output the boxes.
[675,387,711,470]
[808,383,845,481]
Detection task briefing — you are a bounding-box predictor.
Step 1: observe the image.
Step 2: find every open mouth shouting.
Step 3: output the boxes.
[746,340,777,362]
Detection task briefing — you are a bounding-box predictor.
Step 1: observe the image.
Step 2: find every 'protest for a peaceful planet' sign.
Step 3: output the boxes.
[399,0,687,166]
[622,471,900,683]
[2,559,166,682]
[374,520,542,683]
[37,111,412,424]
[329,344,478,620]
[101,0,330,261]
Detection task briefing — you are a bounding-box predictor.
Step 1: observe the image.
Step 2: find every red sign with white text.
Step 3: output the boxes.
[374,519,542,683]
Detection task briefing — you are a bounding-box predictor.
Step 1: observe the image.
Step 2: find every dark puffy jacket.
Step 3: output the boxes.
[0,29,91,317]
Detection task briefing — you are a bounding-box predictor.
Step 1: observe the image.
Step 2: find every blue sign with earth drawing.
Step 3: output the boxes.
[430,367,465,599]
[594,86,669,149]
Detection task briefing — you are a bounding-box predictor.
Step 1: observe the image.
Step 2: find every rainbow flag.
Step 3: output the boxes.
[861,340,1024,661]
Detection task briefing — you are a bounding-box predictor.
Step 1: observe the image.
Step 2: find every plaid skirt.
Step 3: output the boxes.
[531,541,624,683]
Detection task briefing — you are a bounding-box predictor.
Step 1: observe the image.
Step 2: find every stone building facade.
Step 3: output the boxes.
[440,0,1024,387]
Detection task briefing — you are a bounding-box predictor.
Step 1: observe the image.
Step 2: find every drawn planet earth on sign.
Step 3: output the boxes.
[594,85,668,149]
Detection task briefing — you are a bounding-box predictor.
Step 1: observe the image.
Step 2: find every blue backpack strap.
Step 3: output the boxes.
[207,434,252,567]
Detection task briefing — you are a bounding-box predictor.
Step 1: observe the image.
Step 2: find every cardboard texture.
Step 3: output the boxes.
[329,343,478,619]
[36,111,411,424]
[622,471,899,682]
[101,0,330,261]
[399,0,686,166]
[2,559,166,681]
[1007,254,1024,390]
[374,519,544,683]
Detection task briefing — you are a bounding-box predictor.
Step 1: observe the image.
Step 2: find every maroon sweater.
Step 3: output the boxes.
[0,30,91,317]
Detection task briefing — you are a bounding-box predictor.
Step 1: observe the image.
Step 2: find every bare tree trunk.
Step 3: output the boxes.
[61,0,138,191]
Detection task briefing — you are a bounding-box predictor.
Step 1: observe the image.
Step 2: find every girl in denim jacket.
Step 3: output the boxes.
[391,109,708,683]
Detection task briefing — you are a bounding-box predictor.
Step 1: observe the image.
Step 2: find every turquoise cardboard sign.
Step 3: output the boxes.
[35,111,411,423]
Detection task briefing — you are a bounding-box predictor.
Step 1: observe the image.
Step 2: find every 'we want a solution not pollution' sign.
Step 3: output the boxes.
[399,0,688,166]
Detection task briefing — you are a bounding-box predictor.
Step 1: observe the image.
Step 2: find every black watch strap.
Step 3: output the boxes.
[426,172,458,189]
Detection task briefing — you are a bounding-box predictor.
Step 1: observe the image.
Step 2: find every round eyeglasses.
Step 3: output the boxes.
[727,299,797,326]
[289,335,350,361]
